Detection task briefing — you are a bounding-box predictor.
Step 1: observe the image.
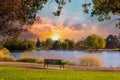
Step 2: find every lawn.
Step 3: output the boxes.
[0,66,120,80]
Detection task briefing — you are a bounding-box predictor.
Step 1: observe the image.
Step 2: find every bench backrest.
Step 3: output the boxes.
[44,59,62,65]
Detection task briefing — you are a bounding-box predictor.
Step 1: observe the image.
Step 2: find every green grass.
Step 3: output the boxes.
[0,66,120,80]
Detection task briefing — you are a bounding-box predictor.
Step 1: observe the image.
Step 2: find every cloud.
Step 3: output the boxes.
[20,14,120,42]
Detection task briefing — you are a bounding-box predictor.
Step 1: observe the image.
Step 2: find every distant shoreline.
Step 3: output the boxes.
[85,49,120,51]
[10,48,120,52]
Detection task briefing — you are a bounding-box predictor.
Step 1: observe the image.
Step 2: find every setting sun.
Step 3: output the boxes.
[51,35,60,41]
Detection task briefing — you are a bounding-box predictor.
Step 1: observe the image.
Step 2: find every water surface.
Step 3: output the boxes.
[11,50,120,68]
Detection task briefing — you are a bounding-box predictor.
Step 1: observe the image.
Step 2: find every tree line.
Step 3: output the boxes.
[36,34,120,50]
[0,33,120,51]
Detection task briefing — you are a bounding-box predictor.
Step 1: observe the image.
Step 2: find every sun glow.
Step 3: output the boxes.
[51,35,60,41]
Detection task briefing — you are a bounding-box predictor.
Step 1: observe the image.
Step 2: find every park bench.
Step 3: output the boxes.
[44,59,64,69]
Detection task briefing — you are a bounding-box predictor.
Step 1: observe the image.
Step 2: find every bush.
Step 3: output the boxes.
[0,48,15,61]
[62,60,72,65]
[20,51,44,63]
[17,58,37,63]
[79,55,102,67]
[3,39,35,51]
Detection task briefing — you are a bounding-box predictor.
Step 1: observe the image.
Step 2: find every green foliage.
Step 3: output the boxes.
[20,51,44,63]
[62,60,72,65]
[52,40,61,50]
[68,40,76,50]
[0,0,70,37]
[61,42,69,50]
[39,38,54,50]
[45,38,53,49]
[0,66,120,80]
[76,41,85,49]
[17,58,37,63]
[83,0,120,27]
[21,40,35,50]
[85,34,106,49]
[3,39,35,51]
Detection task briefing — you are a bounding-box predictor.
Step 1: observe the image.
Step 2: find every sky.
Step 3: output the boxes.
[20,0,120,42]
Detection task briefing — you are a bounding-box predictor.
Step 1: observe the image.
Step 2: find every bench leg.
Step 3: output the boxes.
[44,64,46,69]
[44,64,49,69]
[60,65,61,69]
[47,64,48,68]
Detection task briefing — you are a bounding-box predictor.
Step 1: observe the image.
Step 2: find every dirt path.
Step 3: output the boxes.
[0,61,120,72]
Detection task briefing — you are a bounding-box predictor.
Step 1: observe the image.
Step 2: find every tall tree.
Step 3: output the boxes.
[68,40,76,50]
[36,38,41,48]
[52,40,61,50]
[0,0,70,39]
[61,42,69,50]
[85,34,106,49]
[45,38,53,48]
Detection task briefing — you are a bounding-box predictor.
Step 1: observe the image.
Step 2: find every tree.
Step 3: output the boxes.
[52,40,61,50]
[0,0,70,39]
[0,0,47,39]
[68,40,76,50]
[45,38,53,49]
[3,39,35,50]
[36,38,41,48]
[106,35,117,48]
[85,34,106,49]
[76,40,85,49]
[21,40,35,50]
[83,0,120,28]
[61,42,69,50]
[117,33,120,48]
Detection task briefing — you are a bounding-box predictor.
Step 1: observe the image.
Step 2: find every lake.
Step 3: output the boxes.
[11,50,120,68]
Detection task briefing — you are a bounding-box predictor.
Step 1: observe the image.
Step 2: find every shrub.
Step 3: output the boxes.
[0,48,15,61]
[19,51,44,63]
[3,39,35,51]
[17,58,37,63]
[62,60,72,65]
[79,55,102,67]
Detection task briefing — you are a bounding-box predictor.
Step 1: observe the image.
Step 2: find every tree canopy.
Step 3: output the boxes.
[0,0,70,39]
[85,34,106,49]
[0,0,45,39]
[3,39,35,50]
